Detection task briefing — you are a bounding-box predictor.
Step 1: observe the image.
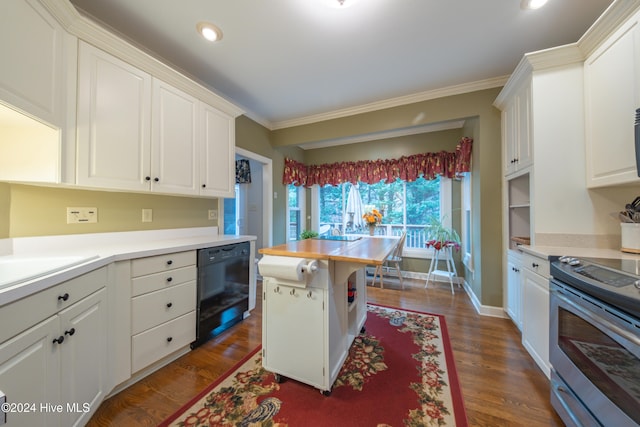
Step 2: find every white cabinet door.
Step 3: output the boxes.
[506,253,522,330]
[0,316,59,427]
[77,41,152,191]
[262,280,325,388]
[200,103,235,197]
[521,268,550,378]
[0,0,67,127]
[502,81,532,177]
[585,10,640,188]
[58,289,107,427]
[151,79,199,196]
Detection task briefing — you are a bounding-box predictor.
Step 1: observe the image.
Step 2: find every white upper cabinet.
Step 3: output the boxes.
[502,80,532,177]
[584,8,640,188]
[77,41,152,192]
[76,42,233,196]
[151,79,200,196]
[200,104,235,198]
[0,0,72,127]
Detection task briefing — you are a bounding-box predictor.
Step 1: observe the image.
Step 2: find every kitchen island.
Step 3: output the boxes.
[258,236,398,395]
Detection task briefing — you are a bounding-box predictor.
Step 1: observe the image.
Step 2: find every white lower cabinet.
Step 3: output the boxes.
[505,251,523,330]
[0,269,107,427]
[262,261,365,394]
[129,251,197,374]
[521,254,551,378]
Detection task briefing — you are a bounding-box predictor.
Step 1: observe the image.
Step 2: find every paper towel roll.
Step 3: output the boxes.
[258,256,307,282]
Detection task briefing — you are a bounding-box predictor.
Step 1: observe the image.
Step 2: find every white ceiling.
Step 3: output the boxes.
[69,0,613,130]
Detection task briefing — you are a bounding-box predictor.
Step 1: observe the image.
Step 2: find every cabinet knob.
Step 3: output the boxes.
[64,328,76,336]
[202,184,206,188]
[53,336,65,345]
[145,176,151,181]
[58,293,70,302]
[532,263,539,268]
[154,177,159,182]
[166,337,173,343]
[166,277,173,282]
[166,302,173,308]
[166,260,173,266]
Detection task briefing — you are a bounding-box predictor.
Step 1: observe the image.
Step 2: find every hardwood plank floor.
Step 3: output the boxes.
[87,278,564,426]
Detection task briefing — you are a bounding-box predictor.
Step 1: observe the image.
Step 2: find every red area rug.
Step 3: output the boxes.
[159,304,468,426]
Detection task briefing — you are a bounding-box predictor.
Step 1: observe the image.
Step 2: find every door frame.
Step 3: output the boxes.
[229,147,273,249]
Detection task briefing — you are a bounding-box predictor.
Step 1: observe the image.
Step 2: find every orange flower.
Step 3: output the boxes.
[363,209,383,226]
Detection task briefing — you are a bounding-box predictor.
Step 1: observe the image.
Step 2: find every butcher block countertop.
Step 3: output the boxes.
[259,236,399,265]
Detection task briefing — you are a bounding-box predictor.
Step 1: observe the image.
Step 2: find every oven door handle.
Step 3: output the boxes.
[552,287,640,350]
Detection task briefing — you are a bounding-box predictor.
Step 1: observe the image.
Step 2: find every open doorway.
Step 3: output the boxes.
[222,148,272,252]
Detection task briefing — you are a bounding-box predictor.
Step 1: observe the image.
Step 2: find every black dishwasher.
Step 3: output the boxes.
[192,242,250,348]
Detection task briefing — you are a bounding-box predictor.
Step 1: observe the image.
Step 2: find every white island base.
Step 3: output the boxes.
[261,258,367,395]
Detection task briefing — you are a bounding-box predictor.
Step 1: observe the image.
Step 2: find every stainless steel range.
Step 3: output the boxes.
[550,256,640,427]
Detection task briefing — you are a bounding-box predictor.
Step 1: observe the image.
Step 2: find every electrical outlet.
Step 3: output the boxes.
[66,207,98,224]
[142,209,153,222]
[208,210,218,220]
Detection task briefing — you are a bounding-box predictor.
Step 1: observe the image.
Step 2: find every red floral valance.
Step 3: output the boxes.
[283,137,472,187]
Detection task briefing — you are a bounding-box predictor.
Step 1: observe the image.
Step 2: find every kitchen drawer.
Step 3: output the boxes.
[131,280,196,334]
[522,252,550,278]
[131,310,196,373]
[131,250,195,278]
[131,265,196,297]
[0,267,107,344]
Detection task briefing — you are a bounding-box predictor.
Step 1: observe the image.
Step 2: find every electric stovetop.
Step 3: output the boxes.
[550,256,640,319]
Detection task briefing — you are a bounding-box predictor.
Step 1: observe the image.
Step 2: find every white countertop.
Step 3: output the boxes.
[0,227,256,307]
[518,244,640,261]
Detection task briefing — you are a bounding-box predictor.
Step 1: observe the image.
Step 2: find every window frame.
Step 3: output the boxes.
[286,184,306,241]
[311,177,452,259]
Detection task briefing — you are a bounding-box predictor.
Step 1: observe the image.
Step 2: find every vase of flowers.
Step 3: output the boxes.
[363,208,383,236]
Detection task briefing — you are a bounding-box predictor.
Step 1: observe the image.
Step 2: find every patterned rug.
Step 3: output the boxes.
[159,304,468,426]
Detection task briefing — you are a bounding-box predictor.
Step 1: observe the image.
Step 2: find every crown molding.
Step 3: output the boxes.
[41,0,244,118]
[270,76,507,131]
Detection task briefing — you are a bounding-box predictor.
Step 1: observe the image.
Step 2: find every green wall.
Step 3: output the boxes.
[271,87,503,307]
[4,184,217,237]
[1,87,503,308]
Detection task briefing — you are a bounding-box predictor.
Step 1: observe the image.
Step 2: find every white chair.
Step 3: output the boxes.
[371,231,406,289]
[425,243,459,294]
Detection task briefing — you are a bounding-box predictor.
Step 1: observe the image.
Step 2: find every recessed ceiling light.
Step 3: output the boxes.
[521,0,548,9]
[196,21,223,42]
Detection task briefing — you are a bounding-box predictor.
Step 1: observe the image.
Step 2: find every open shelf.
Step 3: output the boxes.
[508,173,531,250]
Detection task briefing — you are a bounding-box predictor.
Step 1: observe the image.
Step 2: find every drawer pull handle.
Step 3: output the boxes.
[166,277,173,282]
[64,328,76,336]
[58,293,70,302]
[166,337,173,343]
[166,260,173,266]
[166,302,173,308]
[53,336,64,345]
[307,291,312,298]
[274,286,280,293]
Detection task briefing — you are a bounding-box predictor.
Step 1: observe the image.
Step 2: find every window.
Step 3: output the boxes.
[312,177,451,258]
[287,184,305,241]
[461,172,473,271]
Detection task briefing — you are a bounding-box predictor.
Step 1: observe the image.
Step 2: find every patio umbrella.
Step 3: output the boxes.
[344,185,365,231]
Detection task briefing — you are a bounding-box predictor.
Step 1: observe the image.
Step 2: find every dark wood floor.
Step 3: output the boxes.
[87,278,564,426]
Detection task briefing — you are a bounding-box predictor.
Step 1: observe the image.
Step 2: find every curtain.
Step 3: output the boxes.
[236,159,252,184]
[283,137,472,187]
